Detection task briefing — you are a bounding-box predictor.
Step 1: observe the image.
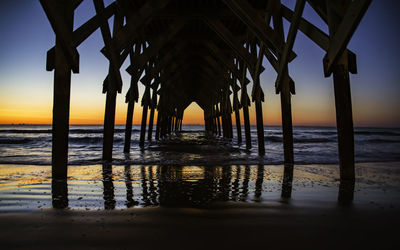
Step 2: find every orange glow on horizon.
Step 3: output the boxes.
[0,98,398,127]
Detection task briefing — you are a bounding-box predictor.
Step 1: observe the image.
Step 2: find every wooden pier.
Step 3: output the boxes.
[41,0,370,200]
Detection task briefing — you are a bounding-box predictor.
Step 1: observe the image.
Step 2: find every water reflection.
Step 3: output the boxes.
[281,164,294,199]
[51,164,356,209]
[338,179,355,205]
[52,179,68,209]
[102,163,116,209]
[255,165,264,201]
[124,165,138,207]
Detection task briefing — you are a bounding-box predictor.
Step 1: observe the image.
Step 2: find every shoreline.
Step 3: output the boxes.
[1,162,399,249]
[1,162,399,212]
[0,160,399,167]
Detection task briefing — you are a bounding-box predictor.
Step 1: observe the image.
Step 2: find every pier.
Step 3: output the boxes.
[40,0,370,202]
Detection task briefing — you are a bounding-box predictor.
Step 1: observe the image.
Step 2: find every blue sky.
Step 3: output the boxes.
[0,0,399,126]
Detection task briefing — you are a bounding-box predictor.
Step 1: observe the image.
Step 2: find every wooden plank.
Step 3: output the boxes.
[323,0,371,76]
[40,0,79,73]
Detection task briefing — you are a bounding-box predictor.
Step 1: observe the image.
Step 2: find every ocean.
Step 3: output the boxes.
[0,124,399,165]
[1,124,400,211]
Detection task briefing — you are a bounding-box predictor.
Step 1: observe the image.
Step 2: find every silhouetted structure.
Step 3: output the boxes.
[41,0,370,199]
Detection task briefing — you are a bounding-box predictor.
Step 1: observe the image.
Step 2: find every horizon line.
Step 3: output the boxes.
[0,123,399,129]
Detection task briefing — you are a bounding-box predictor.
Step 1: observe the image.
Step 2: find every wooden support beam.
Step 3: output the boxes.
[326,0,356,186]
[333,52,355,181]
[254,75,265,156]
[126,21,184,75]
[40,0,80,73]
[148,81,159,141]
[139,103,149,148]
[275,0,305,92]
[94,0,123,93]
[123,47,142,153]
[250,41,266,156]
[280,75,295,165]
[51,0,74,180]
[123,101,134,153]
[139,72,152,147]
[323,0,371,76]
[102,89,117,161]
[112,0,171,53]
[155,113,161,140]
[273,1,295,169]
[205,42,251,85]
[205,18,260,76]
[233,81,242,144]
[46,2,117,71]
[240,62,252,149]
[100,6,123,162]
[222,0,296,62]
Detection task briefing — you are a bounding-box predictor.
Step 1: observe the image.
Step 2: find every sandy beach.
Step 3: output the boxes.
[1,162,399,249]
[1,201,399,250]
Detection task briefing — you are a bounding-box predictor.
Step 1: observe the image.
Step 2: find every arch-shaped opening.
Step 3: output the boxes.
[182,101,204,129]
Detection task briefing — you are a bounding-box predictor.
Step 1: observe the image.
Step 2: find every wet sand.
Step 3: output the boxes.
[1,202,399,250]
[1,162,399,249]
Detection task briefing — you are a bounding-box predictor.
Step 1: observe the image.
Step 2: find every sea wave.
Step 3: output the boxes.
[367,138,400,143]
[0,129,52,134]
[69,137,124,144]
[355,131,400,136]
[265,136,333,143]
[0,138,34,144]
[0,128,139,134]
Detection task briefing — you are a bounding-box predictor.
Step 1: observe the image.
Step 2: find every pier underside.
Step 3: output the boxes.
[40,0,371,202]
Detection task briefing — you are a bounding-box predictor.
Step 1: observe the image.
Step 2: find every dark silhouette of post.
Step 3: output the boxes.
[124,100,134,153]
[233,84,242,143]
[155,114,161,140]
[240,62,252,149]
[332,56,355,182]
[47,0,74,180]
[148,85,158,141]
[103,89,117,161]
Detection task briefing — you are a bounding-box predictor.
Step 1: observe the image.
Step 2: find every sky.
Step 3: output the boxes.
[0,0,399,127]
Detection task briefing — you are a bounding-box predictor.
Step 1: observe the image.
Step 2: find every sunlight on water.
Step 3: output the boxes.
[1,125,399,165]
[0,163,399,212]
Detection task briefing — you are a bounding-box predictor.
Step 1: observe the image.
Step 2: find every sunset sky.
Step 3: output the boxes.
[0,0,399,127]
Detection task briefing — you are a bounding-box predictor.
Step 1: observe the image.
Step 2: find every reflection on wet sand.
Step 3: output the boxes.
[51,164,356,209]
[52,179,68,209]
[124,165,138,208]
[102,164,115,210]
